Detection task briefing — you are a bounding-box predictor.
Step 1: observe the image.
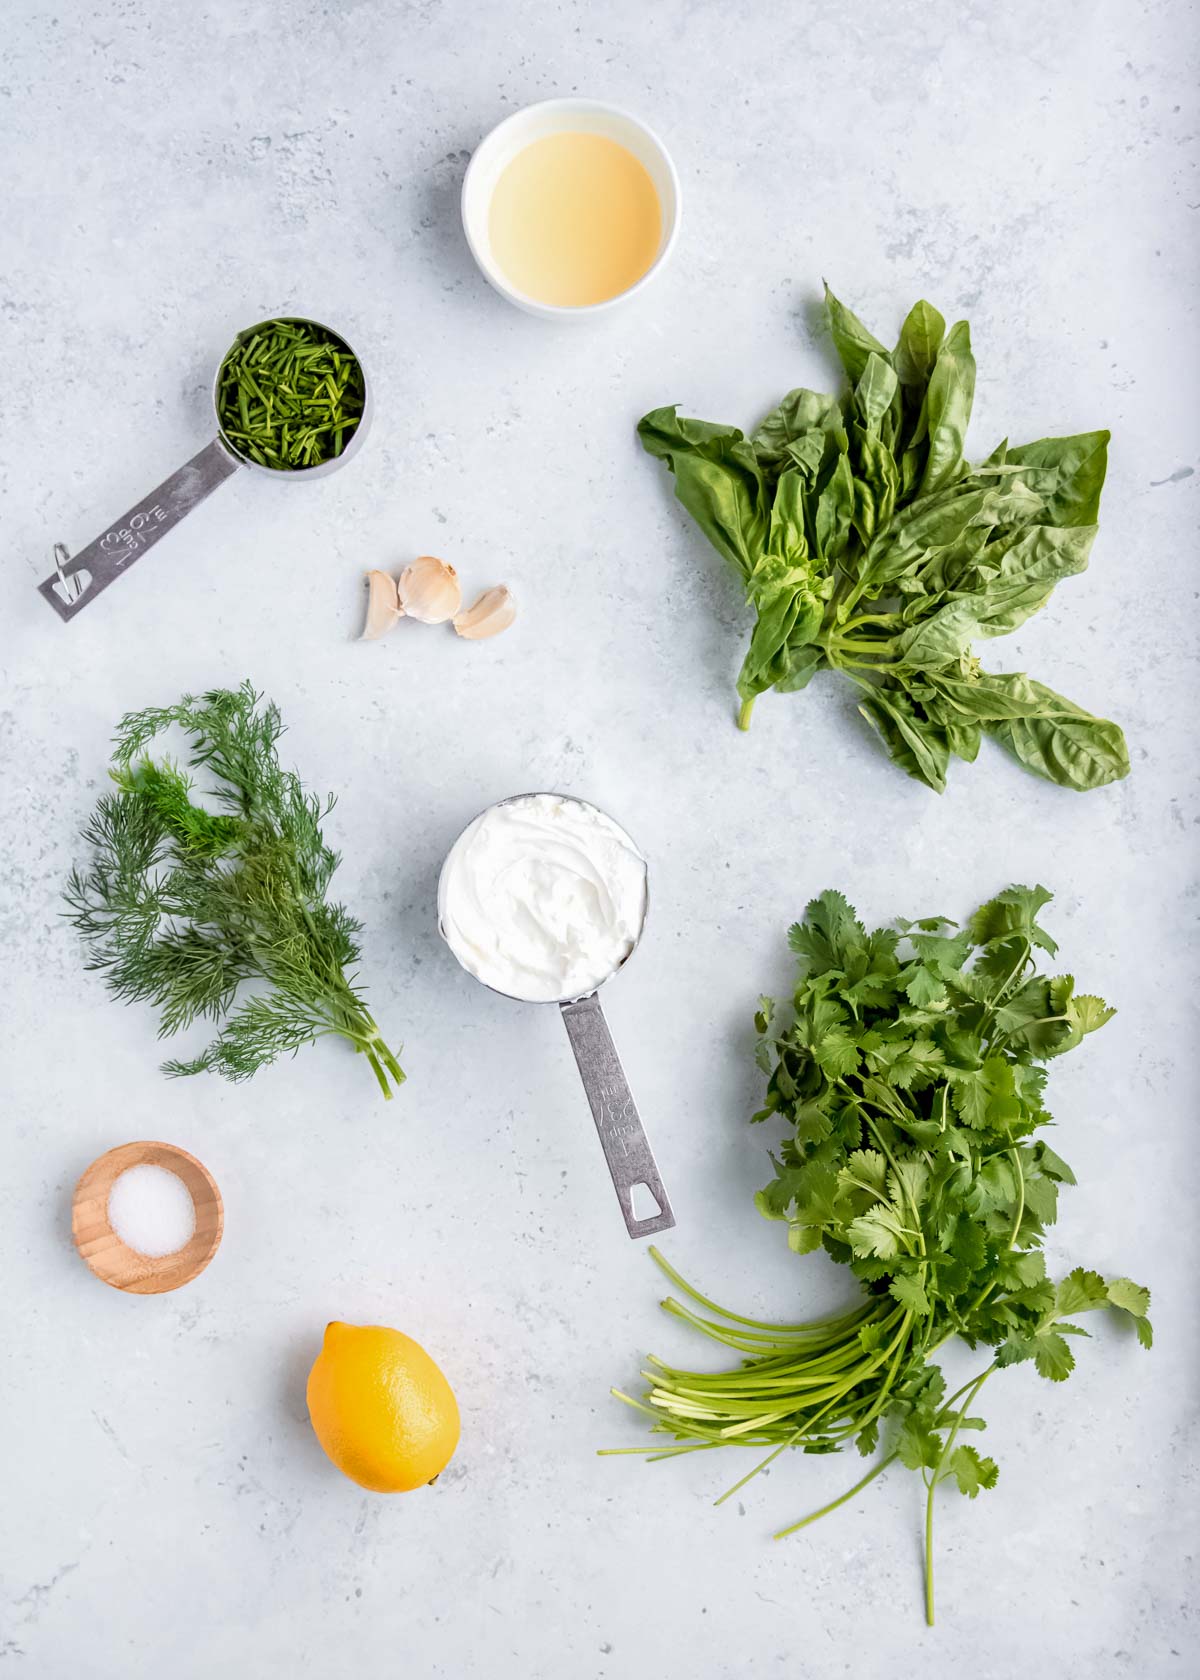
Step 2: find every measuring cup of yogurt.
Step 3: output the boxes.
[438,792,674,1239]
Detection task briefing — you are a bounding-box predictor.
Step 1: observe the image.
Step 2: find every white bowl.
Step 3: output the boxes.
[461,98,681,320]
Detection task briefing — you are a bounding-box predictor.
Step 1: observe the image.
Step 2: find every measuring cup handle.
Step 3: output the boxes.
[36,437,240,622]
[560,992,675,1239]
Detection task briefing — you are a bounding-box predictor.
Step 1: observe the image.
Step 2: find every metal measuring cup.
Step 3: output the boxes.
[438,793,676,1241]
[36,314,371,622]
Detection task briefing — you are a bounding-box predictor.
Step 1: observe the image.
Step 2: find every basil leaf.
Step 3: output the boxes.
[941,713,982,763]
[901,520,994,599]
[857,476,1044,596]
[737,582,824,706]
[1003,432,1109,527]
[851,432,900,548]
[894,300,946,388]
[957,523,1098,638]
[893,516,1089,662]
[638,406,769,581]
[918,670,1069,721]
[896,440,927,505]
[917,320,976,495]
[853,354,900,433]
[752,388,842,477]
[813,451,856,561]
[784,426,829,485]
[893,302,947,496]
[737,474,828,704]
[774,642,826,694]
[892,600,982,670]
[855,684,949,792]
[764,469,810,563]
[983,682,1130,790]
[824,284,891,384]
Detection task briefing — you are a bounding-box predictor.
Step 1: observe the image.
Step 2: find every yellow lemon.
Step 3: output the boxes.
[306,1322,460,1493]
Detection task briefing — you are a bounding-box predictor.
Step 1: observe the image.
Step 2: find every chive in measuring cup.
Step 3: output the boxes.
[438,792,675,1241]
[37,314,371,622]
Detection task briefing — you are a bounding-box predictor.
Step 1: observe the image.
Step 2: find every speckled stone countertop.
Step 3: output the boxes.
[1,2,1197,1675]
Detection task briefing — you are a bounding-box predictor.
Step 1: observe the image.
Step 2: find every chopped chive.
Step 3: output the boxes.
[216,318,364,471]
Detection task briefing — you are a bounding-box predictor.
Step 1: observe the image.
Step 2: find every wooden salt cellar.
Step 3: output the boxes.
[72,1140,223,1295]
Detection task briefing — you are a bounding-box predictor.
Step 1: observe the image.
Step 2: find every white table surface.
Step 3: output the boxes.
[2,1,1197,1674]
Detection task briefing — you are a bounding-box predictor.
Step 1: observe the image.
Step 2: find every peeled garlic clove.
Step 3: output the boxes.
[397,555,461,624]
[453,585,517,640]
[360,569,401,640]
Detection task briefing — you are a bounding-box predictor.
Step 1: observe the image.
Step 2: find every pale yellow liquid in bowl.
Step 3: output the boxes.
[487,131,663,308]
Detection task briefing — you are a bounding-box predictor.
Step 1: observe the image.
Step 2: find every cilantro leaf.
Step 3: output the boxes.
[904,964,947,1007]
[1106,1278,1151,1319]
[839,1148,889,1199]
[1020,1170,1060,1231]
[1035,1143,1076,1184]
[897,1418,942,1472]
[1055,1267,1109,1316]
[811,1030,862,1079]
[888,1159,930,1213]
[946,1445,999,1497]
[855,1418,880,1457]
[788,890,866,969]
[846,1206,909,1260]
[787,1222,824,1254]
[1072,994,1116,1034]
[967,885,1058,955]
[1033,1331,1075,1381]
[890,1271,932,1316]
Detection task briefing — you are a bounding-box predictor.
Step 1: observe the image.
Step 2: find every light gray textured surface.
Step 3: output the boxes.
[1,1,1197,1674]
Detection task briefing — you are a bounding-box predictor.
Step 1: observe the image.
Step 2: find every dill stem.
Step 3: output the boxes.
[363,1044,393,1100]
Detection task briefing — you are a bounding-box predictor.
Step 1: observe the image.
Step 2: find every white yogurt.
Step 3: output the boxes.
[438,794,647,1003]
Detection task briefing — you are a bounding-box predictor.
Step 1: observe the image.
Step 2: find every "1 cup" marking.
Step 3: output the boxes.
[599,1085,641,1154]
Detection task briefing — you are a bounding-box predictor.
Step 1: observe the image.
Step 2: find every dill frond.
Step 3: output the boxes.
[65,682,403,1097]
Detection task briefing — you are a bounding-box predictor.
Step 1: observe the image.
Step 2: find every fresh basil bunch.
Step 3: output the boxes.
[639,288,1129,793]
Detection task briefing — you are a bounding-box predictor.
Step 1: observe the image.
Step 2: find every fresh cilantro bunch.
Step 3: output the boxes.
[639,287,1129,792]
[609,887,1150,1623]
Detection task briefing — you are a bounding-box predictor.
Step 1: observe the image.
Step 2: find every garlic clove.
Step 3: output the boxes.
[397,555,462,624]
[453,585,517,640]
[360,569,401,640]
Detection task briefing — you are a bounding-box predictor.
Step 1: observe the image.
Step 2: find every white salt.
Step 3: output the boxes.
[107,1163,196,1258]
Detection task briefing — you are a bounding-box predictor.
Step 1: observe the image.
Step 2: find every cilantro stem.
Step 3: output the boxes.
[774,1451,899,1539]
[714,1434,802,1504]
[771,1365,1004,1545]
[924,1365,994,1627]
[978,937,1033,1031]
[648,1246,869,1334]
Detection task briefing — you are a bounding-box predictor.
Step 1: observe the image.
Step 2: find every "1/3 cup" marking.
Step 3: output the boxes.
[98,504,168,567]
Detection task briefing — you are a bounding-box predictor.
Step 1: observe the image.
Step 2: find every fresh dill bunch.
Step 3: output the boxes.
[64,681,404,1098]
